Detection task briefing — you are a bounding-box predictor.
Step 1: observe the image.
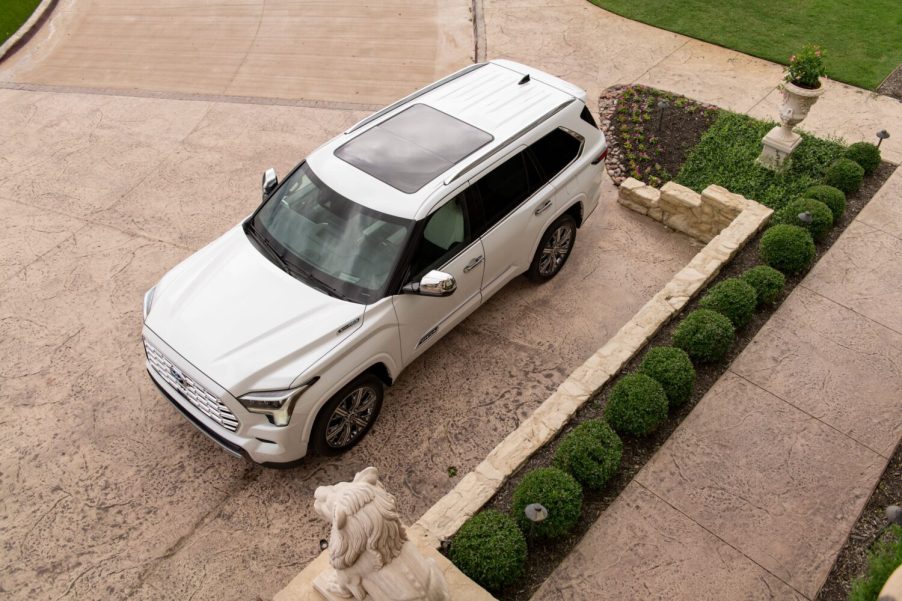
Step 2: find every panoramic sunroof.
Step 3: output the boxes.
[335,104,494,194]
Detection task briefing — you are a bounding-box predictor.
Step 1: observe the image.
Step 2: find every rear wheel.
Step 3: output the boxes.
[527,214,577,282]
[310,374,383,455]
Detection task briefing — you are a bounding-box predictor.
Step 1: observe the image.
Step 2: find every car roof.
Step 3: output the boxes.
[306,60,584,221]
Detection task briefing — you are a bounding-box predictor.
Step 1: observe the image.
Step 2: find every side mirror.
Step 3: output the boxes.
[402,270,457,297]
[262,168,278,200]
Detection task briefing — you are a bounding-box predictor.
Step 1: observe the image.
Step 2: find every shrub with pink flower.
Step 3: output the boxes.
[785,44,827,88]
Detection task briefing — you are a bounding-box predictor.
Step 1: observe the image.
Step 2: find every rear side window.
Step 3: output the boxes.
[528,128,583,184]
[472,151,541,233]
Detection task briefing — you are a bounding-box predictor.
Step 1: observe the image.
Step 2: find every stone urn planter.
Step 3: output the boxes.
[758,80,825,170]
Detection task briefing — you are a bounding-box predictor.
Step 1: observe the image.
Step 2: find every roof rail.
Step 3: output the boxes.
[444,98,576,186]
[344,62,489,136]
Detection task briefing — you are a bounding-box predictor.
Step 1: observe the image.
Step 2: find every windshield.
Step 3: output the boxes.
[251,163,412,304]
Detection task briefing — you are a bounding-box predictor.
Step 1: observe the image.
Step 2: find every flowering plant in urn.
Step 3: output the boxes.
[785,44,826,89]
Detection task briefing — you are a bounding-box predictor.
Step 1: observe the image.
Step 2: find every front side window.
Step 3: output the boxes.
[250,163,412,304]
[407,194,471,280]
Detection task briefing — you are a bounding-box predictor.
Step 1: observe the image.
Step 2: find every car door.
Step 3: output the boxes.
[391,190,485,366]
[475,129,585,299]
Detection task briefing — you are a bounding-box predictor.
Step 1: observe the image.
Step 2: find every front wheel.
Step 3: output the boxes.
[310,374,383,455]
[527,214,577,282]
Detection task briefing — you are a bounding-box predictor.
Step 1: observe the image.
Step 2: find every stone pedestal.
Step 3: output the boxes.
[758,125,801,170]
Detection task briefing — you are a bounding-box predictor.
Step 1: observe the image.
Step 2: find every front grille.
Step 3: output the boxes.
[144,340,240,432]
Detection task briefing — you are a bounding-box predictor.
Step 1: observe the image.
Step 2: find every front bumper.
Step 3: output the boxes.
[142,327,310,466]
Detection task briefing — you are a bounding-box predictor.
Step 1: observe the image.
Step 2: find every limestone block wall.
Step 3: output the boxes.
[619,177,751,243]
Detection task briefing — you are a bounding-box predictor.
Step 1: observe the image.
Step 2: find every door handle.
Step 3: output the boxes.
[463,255,484,273]
[534,199,553,215]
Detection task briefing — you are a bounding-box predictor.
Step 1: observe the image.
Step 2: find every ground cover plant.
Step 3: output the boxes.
[447,85,896,600]
[587,0,901,90]
[848,526,902,601]
[0,0,40,45]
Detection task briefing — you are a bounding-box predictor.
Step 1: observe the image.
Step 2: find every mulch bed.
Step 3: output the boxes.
[877,64,902,101]
[460,88,898,600]
[816,442,902,600]
[599,84,718,187]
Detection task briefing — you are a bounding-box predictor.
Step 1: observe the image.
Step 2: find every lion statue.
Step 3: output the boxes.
[313,467,450,601]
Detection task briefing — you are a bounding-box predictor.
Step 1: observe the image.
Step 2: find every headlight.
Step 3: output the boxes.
[143,285,157,320]
[238,379,317,426]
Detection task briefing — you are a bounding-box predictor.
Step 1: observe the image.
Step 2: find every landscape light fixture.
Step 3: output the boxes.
[876,130,890,148]
[524,503,549,523]
[887,505,902,526]
[656,98,670,132]
[797,211,813,224]
[319,538,329,551]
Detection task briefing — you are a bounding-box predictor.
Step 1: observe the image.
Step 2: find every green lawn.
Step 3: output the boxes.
[589,0,902,90]
[1,0,41,46]
[676,111,846,209]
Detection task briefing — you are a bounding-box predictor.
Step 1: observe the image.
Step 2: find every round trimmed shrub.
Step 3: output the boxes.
[844,141,881,175]
[774,197,834,241]
[698,277,758,328]
[823,158,864,194]
[804,184,846,221]
[740,265,785,306]
[672,308,735,363]
[604,373,668,436]
[449,510,527,591]
[759,224,816,274]
[638,346,695,408]
[553,420,622,490]
[512,467,582,539]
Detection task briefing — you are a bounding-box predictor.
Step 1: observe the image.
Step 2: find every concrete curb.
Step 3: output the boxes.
[0,0,59,65]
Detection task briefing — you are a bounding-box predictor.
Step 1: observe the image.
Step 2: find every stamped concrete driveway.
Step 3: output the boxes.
[0,2,696,600]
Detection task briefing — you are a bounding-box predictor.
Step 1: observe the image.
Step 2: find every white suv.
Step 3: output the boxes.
[142,60,607,465]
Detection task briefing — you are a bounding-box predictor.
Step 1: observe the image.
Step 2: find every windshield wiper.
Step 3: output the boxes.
[293,265,349,301]
[247,221,291,274]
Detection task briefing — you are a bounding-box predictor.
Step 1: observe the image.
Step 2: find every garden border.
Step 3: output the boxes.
[0,0,58,65]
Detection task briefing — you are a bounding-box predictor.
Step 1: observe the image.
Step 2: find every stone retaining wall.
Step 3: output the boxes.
[619,177,750,243]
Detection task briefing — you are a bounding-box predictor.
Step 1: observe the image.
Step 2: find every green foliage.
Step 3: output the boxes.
[849,525,902,601]
[449,510,527,591]
[804,184,846,221]
[512,468,583,540]
[638,346,696,408]
[740,265,786,306]
[672,308,735,363]
[845,142,881,175]
[675,112,845,210]
[759,224,816,274]
[604,373,668,436]
[553,420,623,491]
[785,44,826,88]
[823,158,865,194]
[774,197,834,241]
[698,278,759,328]
[586,0,901,90]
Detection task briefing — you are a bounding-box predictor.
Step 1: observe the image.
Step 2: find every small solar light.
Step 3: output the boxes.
[319,539,329,551]
[656,98,670,131]
[524,503,548,523]
[439,538,452,553]
[797,211,813,224]
[887,505,902,526]
[876,130,890,148]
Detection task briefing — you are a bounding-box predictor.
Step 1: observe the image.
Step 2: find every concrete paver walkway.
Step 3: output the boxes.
[534,169,902,600]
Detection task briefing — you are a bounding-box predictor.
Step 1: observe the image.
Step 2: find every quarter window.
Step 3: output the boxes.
[528,128,583,184]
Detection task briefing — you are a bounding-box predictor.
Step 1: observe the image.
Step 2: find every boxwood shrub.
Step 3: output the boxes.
[759,224,816,274]
[823,158,864,194]
[638,346,695,408]
[553,419,622,491]
[698,277,758,328]
[512,467,582,539]
[449,510,527,591]
[844,141,881,175]
[673,308,735,363]
[774,197,834,241]
[740,265,785,306]
[803,184,846,221]
[604,373,668,436]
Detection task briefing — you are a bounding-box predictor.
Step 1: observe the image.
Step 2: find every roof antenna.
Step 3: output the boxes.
[518,73,531,85]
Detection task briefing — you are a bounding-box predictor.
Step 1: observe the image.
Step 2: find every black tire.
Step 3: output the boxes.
[527,214,578,282]
[310,374,384,456]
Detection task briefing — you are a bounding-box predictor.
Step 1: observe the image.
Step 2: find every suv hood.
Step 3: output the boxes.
[145,226,364,393]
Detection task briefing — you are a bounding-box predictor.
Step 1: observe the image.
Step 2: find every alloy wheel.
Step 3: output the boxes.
[324,386,378,449]
[538,224,573,276]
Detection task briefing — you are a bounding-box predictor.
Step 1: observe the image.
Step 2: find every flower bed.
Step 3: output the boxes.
[445,85,897,600]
